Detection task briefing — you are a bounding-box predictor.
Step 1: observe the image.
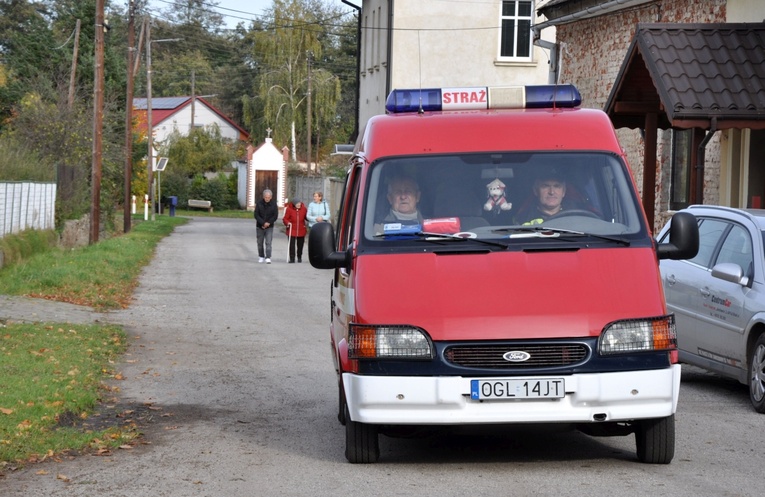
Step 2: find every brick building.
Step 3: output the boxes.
[536,0,765,230]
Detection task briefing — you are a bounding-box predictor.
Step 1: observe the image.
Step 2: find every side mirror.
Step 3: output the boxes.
[308,222,350,269]
[657,211,699,260]
[711,262,748,286]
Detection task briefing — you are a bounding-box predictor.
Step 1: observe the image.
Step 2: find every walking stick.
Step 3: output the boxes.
[287,222,292,262]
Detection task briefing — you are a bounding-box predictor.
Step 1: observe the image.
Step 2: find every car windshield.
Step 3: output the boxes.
[362,152,646,246]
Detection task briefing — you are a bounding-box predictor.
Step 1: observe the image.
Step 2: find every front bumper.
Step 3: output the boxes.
[343,365,681,425]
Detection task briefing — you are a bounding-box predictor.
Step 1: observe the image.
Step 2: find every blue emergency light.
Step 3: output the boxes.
[385,84,582,113]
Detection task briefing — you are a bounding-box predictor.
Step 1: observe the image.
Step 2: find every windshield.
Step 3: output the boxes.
[362,152,646,246]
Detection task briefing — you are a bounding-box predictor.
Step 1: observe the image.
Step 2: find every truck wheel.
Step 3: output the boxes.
[748,334,765,413]
[635,414,675,464]
[337,381,346,425]
[345,404,379,463]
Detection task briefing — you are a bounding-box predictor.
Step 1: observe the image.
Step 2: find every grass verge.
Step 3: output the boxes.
[0,323,131,464]
[0,229,58,267]
[0,216,188,466]
[0,216,187,310]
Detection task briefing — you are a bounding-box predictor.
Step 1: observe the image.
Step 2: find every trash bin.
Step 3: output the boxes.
[168,196,177,217]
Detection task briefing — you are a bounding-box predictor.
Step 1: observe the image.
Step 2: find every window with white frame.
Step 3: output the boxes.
[500,1,533,60]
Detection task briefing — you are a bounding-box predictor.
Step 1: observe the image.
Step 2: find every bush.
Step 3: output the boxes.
[159,170,190,207]
[0,229,58,268]
[0,136,51,181]
[188,174,238,210]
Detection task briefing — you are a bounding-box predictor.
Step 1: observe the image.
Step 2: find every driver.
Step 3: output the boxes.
[514,167,567,225]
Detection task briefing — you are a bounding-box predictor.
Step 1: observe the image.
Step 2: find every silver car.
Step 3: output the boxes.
[658,205,765,413]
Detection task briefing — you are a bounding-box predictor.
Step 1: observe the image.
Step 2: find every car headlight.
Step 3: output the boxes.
[598,315,677,355]
[348,324,434,360]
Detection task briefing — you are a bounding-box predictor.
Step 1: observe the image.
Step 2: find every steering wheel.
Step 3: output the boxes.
[548,209,600,220]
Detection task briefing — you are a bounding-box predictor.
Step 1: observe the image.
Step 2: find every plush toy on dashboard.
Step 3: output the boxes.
[484,178,512,214]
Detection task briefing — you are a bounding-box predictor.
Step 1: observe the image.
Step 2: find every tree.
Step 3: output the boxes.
[242,0,340,163]
[158,125,237,178]
[160,0,224,34]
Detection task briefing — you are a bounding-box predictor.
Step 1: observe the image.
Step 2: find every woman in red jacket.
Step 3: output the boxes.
[282,199,308,263]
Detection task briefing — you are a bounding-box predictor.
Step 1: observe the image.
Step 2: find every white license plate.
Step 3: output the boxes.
[470,378,565,400]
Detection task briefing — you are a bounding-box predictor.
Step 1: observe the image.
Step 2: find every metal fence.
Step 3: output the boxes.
[0,182,57,238]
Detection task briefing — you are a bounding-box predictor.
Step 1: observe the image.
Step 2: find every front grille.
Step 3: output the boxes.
[444,343,589,369]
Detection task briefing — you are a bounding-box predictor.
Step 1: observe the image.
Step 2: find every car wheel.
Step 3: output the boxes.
[748,334,765,413]
[345,403,379,464]
[635,414,675,464]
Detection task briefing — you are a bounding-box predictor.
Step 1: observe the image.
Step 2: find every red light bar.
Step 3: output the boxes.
[385,84,582,113]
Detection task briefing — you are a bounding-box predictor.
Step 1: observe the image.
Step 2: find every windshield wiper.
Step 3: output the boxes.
[493,226,631,246]
[414,231,509,249]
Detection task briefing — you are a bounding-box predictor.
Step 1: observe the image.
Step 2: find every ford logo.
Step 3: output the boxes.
[503,351,531,362]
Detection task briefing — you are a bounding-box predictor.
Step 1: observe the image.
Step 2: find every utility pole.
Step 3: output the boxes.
[90,0,105,244]
[68,19,80,110]
[146,16,155,221]
[124,1,136,233]
[145,29,181,221]
[306,51,313,172]
[190,69,195,129]
[133,17,145,78]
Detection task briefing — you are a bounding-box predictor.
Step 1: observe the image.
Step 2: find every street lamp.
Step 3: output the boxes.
[145,17,181,220]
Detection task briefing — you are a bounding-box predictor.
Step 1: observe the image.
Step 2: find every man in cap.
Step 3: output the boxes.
[514,167,567,225]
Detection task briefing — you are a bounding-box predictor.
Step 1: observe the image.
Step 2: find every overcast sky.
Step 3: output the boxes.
[146,0,354,29]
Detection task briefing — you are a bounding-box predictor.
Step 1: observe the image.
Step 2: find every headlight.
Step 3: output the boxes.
[348,324,434,360]
[598,315,677,355]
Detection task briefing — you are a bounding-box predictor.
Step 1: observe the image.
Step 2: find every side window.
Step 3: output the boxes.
[499,1,533,61]
[339,164,362,252]
[688,218,728,268]
[715,224,753,275]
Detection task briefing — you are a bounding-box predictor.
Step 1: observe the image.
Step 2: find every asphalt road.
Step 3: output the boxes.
[2,217,762,496]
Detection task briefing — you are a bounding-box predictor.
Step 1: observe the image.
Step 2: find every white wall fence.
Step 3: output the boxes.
[0,182,57,238]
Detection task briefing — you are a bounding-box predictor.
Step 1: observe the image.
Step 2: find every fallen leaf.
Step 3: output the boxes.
[0,408,13,415]
[57,473,70,482]
[35,470,48,475]
[118,445,133,450]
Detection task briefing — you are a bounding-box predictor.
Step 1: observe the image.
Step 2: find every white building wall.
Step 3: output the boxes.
[727,0,764,21]
[358,0,555,128]
[154,103,241,143]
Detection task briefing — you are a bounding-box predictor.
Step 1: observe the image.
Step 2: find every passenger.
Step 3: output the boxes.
[514,168,567,225]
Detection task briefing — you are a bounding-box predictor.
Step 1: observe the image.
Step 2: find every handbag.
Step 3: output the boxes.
[322,201,331,224]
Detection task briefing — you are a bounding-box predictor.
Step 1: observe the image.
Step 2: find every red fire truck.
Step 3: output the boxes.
[309,85,698,464]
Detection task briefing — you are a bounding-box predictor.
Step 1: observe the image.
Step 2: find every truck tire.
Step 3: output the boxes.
[635,414,675,464]
[345,404,379,464]
[337,381,346,425]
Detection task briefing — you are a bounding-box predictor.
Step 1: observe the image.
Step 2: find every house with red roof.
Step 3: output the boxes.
[133,96,250,145]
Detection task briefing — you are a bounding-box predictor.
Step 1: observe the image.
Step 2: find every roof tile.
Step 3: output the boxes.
[606,22,765,129]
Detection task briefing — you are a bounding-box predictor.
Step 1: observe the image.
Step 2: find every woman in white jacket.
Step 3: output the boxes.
[307,191,330,228]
